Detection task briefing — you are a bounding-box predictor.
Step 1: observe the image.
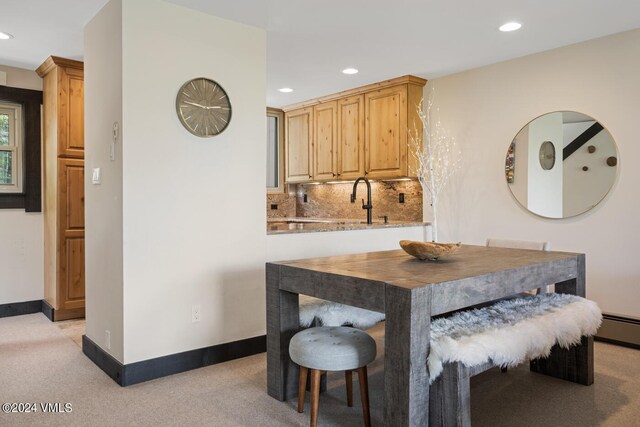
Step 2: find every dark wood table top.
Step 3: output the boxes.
[269,245,581,290]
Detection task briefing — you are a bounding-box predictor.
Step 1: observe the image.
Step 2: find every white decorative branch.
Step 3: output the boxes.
[408,89,461,242]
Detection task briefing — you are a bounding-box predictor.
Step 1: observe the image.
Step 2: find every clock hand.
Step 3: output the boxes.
[184,101,207,108]
[184,101,224,110]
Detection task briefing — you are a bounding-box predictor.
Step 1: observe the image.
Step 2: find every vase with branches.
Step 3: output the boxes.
[408,92,461,242]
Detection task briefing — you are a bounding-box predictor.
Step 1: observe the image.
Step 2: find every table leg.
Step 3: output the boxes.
[429,362,472,427]
[266,263,300,401]
[384,285,432,426]
[530,255,594,385]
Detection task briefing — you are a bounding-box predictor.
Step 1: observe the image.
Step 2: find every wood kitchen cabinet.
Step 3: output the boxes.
[285,107,313,183]
[37,56,85,321]
[337,95,365,180]
[284,75,426,183]
[313,101,338,180]
[364,85,408,179]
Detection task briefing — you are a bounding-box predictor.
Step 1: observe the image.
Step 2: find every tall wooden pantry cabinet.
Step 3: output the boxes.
[36,56,85,321]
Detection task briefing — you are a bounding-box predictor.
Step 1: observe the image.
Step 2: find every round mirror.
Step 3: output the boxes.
[505,111,618,218]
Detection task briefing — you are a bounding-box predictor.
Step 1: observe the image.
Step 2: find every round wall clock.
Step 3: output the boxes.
[539,140,556,170]
[176,78,232,137]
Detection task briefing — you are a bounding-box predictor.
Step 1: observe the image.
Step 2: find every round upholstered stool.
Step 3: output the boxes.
[289,326,377,427]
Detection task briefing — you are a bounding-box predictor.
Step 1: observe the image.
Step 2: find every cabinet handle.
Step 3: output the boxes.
[332,173,336,177]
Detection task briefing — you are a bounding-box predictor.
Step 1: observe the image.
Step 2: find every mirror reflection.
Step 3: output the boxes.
[506,111,618,218]
[267,108,285,193]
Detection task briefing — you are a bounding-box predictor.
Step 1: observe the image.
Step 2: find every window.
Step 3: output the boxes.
[0,102,23,193]
[0,85,42,212]
[267,107,285,193]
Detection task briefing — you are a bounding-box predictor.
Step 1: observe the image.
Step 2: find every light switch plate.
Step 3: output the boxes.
[92,168,101,185]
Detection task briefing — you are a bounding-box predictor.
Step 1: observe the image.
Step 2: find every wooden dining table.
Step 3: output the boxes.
[266,244,592,426]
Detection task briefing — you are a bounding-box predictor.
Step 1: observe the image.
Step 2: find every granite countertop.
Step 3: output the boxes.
[267,217,429,235]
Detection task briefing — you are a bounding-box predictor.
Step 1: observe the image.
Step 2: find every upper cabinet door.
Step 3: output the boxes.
[59,67,85,158]
[285,107,313,183]
[337,95,365,180]
[365,85,408,179]
[313,101,338,181]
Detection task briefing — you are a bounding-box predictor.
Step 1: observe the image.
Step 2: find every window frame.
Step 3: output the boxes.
[267,107,286,194]
[0,86,42,212]
[0,102,24,193]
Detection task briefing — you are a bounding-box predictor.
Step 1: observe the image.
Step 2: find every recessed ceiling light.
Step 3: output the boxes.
[499,22,522,32]
[0,32,14,40]
[278,87,293,93]
[342,68,359,75]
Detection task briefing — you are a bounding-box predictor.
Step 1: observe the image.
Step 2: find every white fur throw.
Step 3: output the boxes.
[299,295,385,330]
[428,293,602,383]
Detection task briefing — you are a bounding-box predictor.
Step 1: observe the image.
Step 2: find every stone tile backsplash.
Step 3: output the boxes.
[266,191,297,218]
[267,180,423,222]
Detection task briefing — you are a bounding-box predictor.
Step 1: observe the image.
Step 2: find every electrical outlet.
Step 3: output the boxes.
[399,193,405,203]
[303,194,308,203]
[105,330,111,350]
[192,305,201,323]
[270,204,278,210]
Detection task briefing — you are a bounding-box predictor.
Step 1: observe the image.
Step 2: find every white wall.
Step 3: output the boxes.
[119,0,266,364]
[428,28,640,318]
[84,0,124,361]
[0,65,42,91]
[267,226,428,263]
[0,65,43,305]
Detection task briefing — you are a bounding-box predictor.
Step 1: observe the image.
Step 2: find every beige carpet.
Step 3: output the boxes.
[0,313,638,426]
[54,319,85,348]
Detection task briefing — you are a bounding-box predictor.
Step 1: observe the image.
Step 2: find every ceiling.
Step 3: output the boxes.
[2,0,640,107]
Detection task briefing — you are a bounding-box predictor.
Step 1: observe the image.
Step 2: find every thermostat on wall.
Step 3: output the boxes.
[92,168,101,185]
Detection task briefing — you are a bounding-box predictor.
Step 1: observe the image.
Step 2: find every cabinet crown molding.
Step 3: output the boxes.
[282,75,427,112]
[36,56,84,77]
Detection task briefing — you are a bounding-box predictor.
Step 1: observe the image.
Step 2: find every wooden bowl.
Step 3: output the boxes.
[399,240,461,261]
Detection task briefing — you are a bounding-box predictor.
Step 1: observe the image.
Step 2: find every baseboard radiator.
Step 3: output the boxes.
[595,313,640,349]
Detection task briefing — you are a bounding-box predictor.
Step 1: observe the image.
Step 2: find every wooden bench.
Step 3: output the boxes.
[428,293,602,427]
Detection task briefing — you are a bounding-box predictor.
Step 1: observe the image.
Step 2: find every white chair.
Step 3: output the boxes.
[486,238,550,251]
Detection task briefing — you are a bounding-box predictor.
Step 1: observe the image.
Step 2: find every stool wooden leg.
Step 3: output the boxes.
[357,366,371,427]
[298,366,308,413]
[310,369,321,427]
[345,370,353,407]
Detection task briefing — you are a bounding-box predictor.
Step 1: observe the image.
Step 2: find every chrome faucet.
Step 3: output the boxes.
[350,176,373,224]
